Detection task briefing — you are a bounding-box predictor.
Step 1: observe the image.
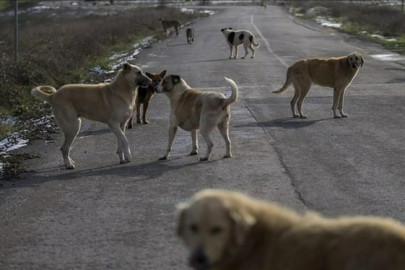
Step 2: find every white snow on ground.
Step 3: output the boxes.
[370,53,405,61]
[315,17,342,29]
[371,34,397,42]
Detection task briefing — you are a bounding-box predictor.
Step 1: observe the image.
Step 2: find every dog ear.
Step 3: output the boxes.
[160,70,167,78]
[229,208,256,246]
[175,203,188,237]
[122,63,131,73]
[172,75,181,85]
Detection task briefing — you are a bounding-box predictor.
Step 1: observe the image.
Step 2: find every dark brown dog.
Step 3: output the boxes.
[128,70,166,128]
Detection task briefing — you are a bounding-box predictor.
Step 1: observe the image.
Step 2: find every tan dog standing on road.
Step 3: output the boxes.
[221,28,260,59]
[159,18,181,36]
[273,52,364,118]
[156,75,238,161]
[176,189,405,270]
[31,63,151,169]
[128,70,166,128]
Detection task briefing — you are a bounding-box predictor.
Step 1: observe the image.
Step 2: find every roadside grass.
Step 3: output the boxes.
[288,1,405,54]
[0,6,204,180]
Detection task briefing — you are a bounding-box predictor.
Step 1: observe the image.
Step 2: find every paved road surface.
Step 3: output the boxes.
[1,5,405,270]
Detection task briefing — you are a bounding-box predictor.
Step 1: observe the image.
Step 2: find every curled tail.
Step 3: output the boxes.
[272,67,292,94]
[31,86,57,103]
[249,35,260,47]
[223,77,239,107]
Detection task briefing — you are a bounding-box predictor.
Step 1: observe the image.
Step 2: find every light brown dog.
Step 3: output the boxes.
[128,70,166,128]
[156,75,238,161]
[176,189,405,270]
[273,52,364,118]
[31,63,151,169]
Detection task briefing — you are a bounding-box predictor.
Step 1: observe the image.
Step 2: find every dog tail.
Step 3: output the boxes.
[31,86,57,103]
[249,35,260,47]
[223,77,238,107]
[272,67,292,94]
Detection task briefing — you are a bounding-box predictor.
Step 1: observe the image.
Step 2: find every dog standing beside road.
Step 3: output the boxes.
[186,28,195,44]
[156,75,238,161]
[221,28,260,59]
[159,18,180,36]
[177,189,405,270]
[273,52,364,119]
[31,63,151,169]
[128,70,166,128]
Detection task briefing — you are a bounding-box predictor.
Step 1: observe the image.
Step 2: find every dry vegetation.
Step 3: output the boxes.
[0,6,200,138]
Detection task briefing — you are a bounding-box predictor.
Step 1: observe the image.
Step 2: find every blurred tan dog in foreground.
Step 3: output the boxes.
[31,63,151,169]
[156,75,238,161]
[176,189,405,270]
[273,52,364,118]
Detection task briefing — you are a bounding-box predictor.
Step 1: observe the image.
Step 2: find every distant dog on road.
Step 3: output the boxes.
[156,75,238,161]
[128,70,166,128]
[31,63,151,169]
[221,28,260,59]
[159,18,180,36]
[186,28,195,44]
[177,189,405,270]
[273,52,364,118]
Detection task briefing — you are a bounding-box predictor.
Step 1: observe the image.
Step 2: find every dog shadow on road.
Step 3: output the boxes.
[235,117,331,130]
[5,159,202,190]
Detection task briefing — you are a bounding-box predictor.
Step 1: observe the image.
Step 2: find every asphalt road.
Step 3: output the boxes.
[1,5,405,270]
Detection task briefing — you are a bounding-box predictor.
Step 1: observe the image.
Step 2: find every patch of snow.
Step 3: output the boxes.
[0,132,29,153]
[371,34,397,42]
[315,17,341,29]
[370,54,405,61]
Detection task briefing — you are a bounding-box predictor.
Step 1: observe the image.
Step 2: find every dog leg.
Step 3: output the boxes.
[218,119,232,158]
[290,89,300,118]
[136,101,142,124]
[190,130,198,155]
[160,126,177,160]
[241,43,249,59]
[229,45,233,59]
[332,88,343,118]
[58,117,81,169]
[337,88,348,118]
[249,43,255,58]
[109,122,131,163]
[296,86,310,119]
[199,118,216,161]
[127,116,133,129]
[234,46,238,59]
[142,101,150,124]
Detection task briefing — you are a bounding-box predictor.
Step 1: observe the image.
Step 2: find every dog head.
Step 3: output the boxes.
[144,70,166,91]
[220,27,232,33]
[122,63,151,88]
[155,74,182,93]
[347,52,364,70]
[176,190,256,270]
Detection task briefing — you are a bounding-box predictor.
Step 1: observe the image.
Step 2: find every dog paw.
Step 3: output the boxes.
[143,120,149,124]
[300,114,308,119]
[137,120,142,124]
[293,114,300,118]
[199,157,209,161]
[159,156,168,161]
[334,115,342,119]
[189,150,198,156]
[223,154,232,158]
[341,114,348,118]
[120,159,130,164]
[66,164,75,169]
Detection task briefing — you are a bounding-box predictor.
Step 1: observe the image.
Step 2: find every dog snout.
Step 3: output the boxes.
[155,85,164,93]
[189,249,209,269]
